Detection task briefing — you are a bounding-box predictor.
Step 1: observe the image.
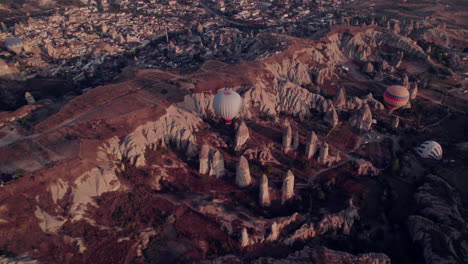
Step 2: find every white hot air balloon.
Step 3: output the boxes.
[213,90,243,124]
[415,141,442,160]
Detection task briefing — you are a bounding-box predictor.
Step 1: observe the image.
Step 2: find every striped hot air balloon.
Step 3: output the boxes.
[213,90,243,124]
[383,85,409,112]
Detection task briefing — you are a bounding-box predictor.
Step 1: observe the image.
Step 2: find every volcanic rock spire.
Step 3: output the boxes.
[281,170,295,204]
[209,149,225,178]
[236,155,251,187]
[318,142,329,165]
[259,174,270,207]
[199,144,210,174]
[349,104,373,131]
[283,122,292,153]
[234,120,249,151]
[305,131,319,159]
[333,87,346,110]
[240,228,249,247]
[292,131,299,151]
[324,105,339,128]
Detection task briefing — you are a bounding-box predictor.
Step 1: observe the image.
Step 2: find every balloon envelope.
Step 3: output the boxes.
[213,90,242,124]
[384,85,409,111]
[416,141,442,160]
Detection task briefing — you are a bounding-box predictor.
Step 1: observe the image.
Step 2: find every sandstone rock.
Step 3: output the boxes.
[333,87,347,110]
[283,122,292,152]
[281,170,295,204]
[209,149,225,178]
[0,59,21,80]
[305,131,319,159]
[409,82,418,99]
[392,116,400,129]
[349,104,373,131]
[24,92,35,105]
[240,228,249,247]
[236,156,251,187]
[324,105,338,128]
[354,159,380,176]
[402,74,409,89]
[362,93,385,111]
[318,142,329,165]
[267,221,279,241]
[363,62,374,73]
[407,175,468,264]
[292,131,299,151]
[259,174,270,207]
[284,200,359,245]
[254,246,390,264]
[234,120,249,151]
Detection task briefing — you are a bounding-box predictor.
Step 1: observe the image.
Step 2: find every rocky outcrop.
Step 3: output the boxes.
[24,92,35,105]
[259,174,270,207]
[234,120,249,151]
[349,104,373,131]
[333,87,346,110]
[363,62,374,73]
[0,59,22,80]
[283,122,292,152]
[284,200,359,245]
[409,82,418,99]
[354,159,380,176]
[254,246,390,264]
[236,155,252,187]
[324,105,338,128]
[209,149,225,178]
[407,175,468,264]
[281,170,295,204]
[243,145,278,165]
[305,131,319,159]
[253,246,391,264]
[392,116,400,129]
[240,227,250,247]
[199,144,210,175]
[292,131,300,151]
[98,106,202,167]
[318,142,329,165]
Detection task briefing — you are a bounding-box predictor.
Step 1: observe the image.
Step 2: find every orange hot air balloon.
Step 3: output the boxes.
[383,85,409,112]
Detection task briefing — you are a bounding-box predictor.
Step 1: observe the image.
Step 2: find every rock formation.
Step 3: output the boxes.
[243,145,278,165]
[354,159,380,176]
[305,131,319,159]
[281,170,295,204]
[236,155,251,187]
[402,74,409,89]
[284,200,359,245]
[199,144,210,175]
[234,120,249,151]
[324,105,339,128]
[240,227,249,247]
[24,92,35,105]
[392,116,399,129]
[209,149,225,178]
[318,142,329,165]
[407,175,468,264]
[267,221,279,241]
[409,82,418,99]
[333,87,347,110]
[349,104,373,131]
[283,122,292,152]
[259,174,270,207]
[363,62,374,73]
[292,131,299,151]
[254,246,390,264]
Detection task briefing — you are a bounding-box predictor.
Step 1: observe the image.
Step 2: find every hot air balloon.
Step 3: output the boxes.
[213,90,242,124]
[383,85,409,112]
[416,141,442,160]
